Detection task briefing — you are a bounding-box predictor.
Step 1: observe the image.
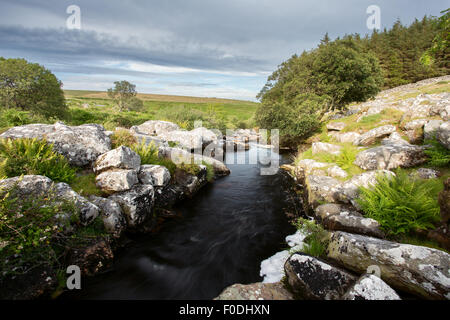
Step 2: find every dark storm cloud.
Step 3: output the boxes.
[0,0,447,98]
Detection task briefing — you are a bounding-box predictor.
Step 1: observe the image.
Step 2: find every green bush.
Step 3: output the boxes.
[131,140,160,164]
[0,57,68,120]
[130,140,178,175]
[357,170,442,236]
[111,129,138,149]
[0,138,76,183]
[424,138,450,167]
[0,187,77,276]
[255,96,322,147]
[292,218,328,257]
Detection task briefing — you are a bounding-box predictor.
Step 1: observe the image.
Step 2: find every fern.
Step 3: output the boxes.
[0,138,76,183]
[423,138,450,167]
[356,170,441,236]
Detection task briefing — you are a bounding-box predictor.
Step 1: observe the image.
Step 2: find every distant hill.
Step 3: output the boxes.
[64,90,255,105]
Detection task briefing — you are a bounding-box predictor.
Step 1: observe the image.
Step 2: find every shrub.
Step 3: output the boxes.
[292,218,328,257]
[0,187,77,276]
[356,170,442,236]
[130,140,178,175]
[255,96,322,147]
[0,138,76,183]
[0,58,68,119]
[111,129,137,149]
[131,140,159,164]
[424,138,450,167]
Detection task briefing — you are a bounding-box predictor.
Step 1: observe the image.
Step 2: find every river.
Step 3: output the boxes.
[65,147,298,299]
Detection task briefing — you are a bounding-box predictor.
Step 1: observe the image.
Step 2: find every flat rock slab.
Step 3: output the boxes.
[131,120,179,136]
[284,253,357,300]
[327,122,346,131]
[322,212,384,238]
[312,142,341,155]
[354,144,426,170]
[296,159,329,179]
[159,146,230,176]
[337,170,395,207]
[402,119,428,131]
[329,131,360,144]
[343,274,401,300]
[0,175,99,225]
[326,231,450,299]
[353,125,397,146]
[215,282,294,300]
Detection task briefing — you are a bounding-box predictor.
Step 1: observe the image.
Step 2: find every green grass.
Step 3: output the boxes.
[327,108,404,133]
[292,218,328,258]
[63,91,258,131]
[393,81,450,100]
[357,170,442,236]
[295,143,364,179]
[69,173,103,197]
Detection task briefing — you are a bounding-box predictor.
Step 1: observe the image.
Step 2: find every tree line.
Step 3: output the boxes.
[256,9,449,147]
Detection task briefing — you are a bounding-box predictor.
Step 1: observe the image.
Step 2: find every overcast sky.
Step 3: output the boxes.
[0,1,447,101]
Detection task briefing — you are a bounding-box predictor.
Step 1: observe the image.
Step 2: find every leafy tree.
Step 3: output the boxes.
[309,38,383,109]
[256,38,383,146]
[0,58,67,119]
[107,80,142,111]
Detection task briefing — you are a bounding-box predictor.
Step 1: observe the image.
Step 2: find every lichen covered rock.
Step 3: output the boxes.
[354,144,426,170]
[215,282,294,300]
[94,146,141,173]
[343,274,401,300]
[284,253,357,300]
[326,231,450,299]
[109,184,155,228]
[95,169,139,193]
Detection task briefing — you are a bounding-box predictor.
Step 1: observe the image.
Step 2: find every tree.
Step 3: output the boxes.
[421,8,449,70]
[0,58,67,119]
[107,80,141,111]
[310,38,383,109]
[256,38,383,147]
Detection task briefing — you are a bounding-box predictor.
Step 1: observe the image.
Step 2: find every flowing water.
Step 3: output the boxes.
[65,147,298,299]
